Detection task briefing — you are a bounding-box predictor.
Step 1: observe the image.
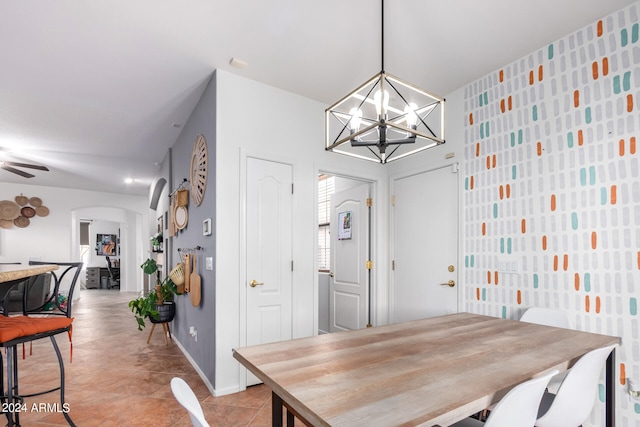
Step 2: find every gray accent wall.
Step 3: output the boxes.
[165,72,217,389]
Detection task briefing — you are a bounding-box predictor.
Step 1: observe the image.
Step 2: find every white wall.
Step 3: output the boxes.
[213,69,466,395]
[0,182,150,293]
[214,70,390,394]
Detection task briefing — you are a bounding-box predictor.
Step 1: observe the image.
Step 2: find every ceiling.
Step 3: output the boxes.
[0,0,635,196]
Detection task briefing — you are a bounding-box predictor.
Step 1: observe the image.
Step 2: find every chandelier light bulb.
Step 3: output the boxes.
[374,89,389,119]
[348,108,363,133]
[404,103,419,129]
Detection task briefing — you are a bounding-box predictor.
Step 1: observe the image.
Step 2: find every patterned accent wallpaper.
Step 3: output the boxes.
[462,4,639,425]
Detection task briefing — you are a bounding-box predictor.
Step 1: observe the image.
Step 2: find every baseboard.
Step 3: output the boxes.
[172,337,217,396]
[213,384,242,397]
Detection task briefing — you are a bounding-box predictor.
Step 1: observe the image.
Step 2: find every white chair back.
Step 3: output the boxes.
[483,370,558,427]
[535,344,616,427]
[170,377,210,427]
[520,307,573,394]
[520,307,572,329]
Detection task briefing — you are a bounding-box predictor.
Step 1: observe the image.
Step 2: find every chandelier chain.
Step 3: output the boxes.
[380,0,384,72]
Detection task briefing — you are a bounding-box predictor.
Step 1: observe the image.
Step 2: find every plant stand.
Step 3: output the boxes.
[147,322,172,345]
[147,302,175,345]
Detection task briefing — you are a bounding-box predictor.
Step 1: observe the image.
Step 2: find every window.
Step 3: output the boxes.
[318,175,335,271]
[79,221,91,268]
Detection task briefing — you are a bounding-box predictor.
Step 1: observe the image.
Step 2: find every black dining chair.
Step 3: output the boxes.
[105,256,120,289]
[0,261,82,427]
[0,262,21,314]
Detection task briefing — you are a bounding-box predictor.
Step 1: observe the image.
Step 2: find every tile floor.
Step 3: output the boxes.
[6,289,292,426]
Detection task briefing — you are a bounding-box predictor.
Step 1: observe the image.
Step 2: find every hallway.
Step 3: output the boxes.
[10,289,279,426]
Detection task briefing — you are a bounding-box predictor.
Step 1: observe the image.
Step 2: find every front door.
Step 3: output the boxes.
[329,183,371,332]
[392,164,459,323]
[246,157,293,384]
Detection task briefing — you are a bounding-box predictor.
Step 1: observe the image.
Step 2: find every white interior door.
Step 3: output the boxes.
[329,183,370,332]
[392,164,458,323]
[246,157,293,384]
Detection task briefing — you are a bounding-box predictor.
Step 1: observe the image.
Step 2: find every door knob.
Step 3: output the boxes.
[440,280,455,288]
[249,280,264,288]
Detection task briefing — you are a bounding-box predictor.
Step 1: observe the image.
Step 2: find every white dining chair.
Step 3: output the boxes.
[520,307,572,393]
[170,377,210,427]
[520,307,573,329]
[535,344,616,427]
[450,370,558,427]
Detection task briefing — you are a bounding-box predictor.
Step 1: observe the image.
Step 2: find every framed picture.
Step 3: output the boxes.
[338,211,352,240]
[203,218,212,236]
[96,234,118,256]
[157,216,164,233]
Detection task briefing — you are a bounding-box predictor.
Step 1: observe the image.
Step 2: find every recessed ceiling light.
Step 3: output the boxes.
[124,178,134,184]
[229,57,248,68]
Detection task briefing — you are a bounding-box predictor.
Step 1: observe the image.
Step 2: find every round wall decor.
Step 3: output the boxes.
[174,205,189,230]
[15,194,28,206]
[2,195,49,229]
[21,206,36,218]
[190,133,208,206]
[14,216,30,228]
[0,200,20,220]
[36,206,50,217]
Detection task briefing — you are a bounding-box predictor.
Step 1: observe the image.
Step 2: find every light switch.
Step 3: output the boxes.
[206,257,213,270]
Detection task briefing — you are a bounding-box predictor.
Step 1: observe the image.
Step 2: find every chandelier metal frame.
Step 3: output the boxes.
[325,0,445,164]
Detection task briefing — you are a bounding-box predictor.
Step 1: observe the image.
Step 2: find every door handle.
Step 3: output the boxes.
[249,280,264,288]
[440,280,455,288]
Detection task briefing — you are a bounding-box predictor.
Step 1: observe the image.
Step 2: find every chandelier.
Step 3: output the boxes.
[325,0,445,164]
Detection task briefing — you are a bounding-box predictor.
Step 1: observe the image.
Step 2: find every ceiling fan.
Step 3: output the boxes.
[0,160,49,178]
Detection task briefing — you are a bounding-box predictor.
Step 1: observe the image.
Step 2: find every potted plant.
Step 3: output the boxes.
[150,232,163,252]
[128,258,179,331]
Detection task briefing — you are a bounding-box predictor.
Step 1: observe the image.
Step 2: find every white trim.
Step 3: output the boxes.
[172,337,231,396]
[238,148,248,392]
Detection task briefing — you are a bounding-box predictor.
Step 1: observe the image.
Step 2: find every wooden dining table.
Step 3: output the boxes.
[0,263,59,306]
[0,259,61,317]
[233,312,620,427]
[0,263,59,288]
